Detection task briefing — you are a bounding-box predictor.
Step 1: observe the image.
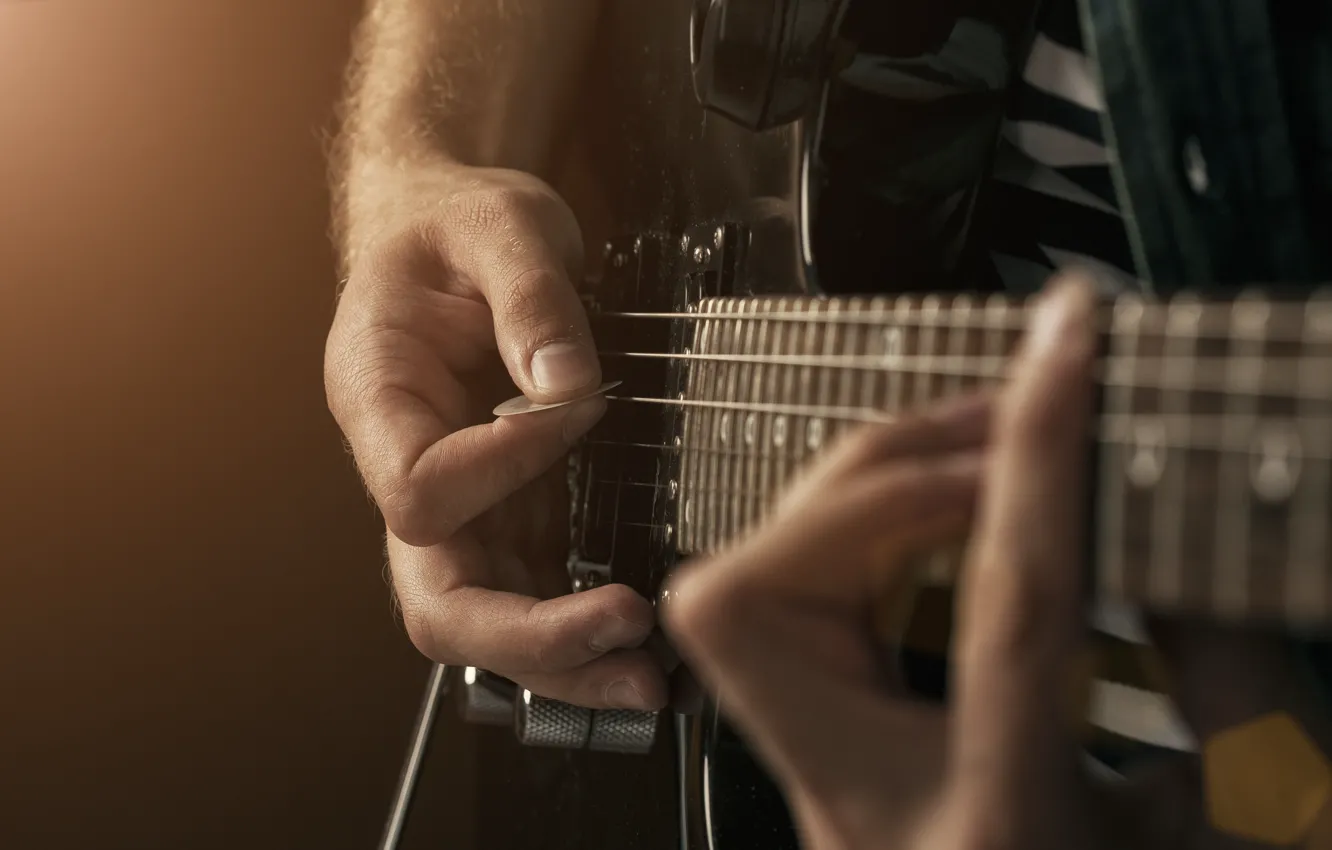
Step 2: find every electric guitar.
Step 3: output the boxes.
[379,2,1332,848]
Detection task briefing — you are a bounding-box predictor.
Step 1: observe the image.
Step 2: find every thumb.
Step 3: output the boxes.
[459,182,602,404]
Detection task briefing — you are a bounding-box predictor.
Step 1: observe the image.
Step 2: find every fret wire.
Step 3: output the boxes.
[1153,297,1201,608]
[889,297,910,413]
[774,299,800,515]
[681,308,709,552]
[687,305,705,552]
[728,301,754,543]
[758,298,788,528]
[746,303,771,531]
[841,297,867,442]
[947,295,972,396]
[917,296,939,406]
[703,300,725,551]
[700,301,726,553]
[816,299,840,452]
[1216,296,1269,617]
[599,351,1332,399]
[601,395,1332,458]
[790,300,814,489]
[861,298,886,438]
[1290,298,1332,621]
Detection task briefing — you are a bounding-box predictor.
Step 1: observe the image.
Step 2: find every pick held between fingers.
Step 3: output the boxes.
[375,394,607,547]
[447,180,604,405]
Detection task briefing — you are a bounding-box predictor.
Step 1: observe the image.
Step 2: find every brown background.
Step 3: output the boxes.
[0,1,471,846]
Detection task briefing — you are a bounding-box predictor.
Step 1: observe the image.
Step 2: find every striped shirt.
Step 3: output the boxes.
[991,0,1190,769]
[836,0,1188,765]
[986,0,1144,297]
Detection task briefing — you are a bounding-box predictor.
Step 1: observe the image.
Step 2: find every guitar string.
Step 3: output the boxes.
[594,396,1332,459]
[597,350,1329,398]
[581,303,1332,539]
[594,306,1332,341]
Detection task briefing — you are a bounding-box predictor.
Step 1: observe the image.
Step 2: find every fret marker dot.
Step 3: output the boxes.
[684,498,693,524]
[1127,418,1167,489]
[719,413,731,444]
[743,414,757,446]
[773,416,788,448]
[1251,423,1302,504]
[806,418,825,451]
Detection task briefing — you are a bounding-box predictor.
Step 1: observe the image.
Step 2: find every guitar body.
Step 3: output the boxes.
[457,2,1027,848]
[470,2,812,847]
[412,2,1332,848]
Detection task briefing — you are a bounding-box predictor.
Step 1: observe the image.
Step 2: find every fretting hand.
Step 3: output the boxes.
[664,277,1332,850]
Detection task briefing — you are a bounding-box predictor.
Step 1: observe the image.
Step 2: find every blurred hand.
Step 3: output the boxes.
[326,165,666,711]
[665,277,1332,849]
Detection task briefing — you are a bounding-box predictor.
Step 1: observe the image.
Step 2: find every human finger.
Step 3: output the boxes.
[947,275,1099,824]
[729,394,993,607]
[779,392,993,511]
[343,376,606,547]
[439,175,603,405]
[664,453,981,794]
[388,533,666,709]
[326,278,607,547]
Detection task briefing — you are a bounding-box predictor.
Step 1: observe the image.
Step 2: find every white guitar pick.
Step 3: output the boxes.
[492,381,622,417]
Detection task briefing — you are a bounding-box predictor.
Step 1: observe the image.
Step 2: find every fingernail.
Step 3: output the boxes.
[1029,277,1094,356]
[531,341,599,395]
[590,613,651,653]
[606,679,650,710]
[562,396,608,444]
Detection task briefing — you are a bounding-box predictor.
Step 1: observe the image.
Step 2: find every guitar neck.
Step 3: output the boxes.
[658,291,1332,627]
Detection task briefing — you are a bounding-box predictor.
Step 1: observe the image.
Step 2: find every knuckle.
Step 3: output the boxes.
[593,583,652,621]
[397,591,441,662]
[498,267,568,339]
[378,471,451,547]
[518,608,563,673]
[322,326,379,425]
[449,181,548,237]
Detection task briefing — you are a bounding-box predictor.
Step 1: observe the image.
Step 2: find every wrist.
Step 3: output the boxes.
[334,150,469,276]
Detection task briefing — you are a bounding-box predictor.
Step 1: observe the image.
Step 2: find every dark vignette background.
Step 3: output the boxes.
[0,1,475,846]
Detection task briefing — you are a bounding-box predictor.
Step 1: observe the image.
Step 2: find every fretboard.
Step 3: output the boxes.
[657,292,1332,627]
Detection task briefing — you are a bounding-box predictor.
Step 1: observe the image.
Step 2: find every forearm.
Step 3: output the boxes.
[333,0,603,268]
